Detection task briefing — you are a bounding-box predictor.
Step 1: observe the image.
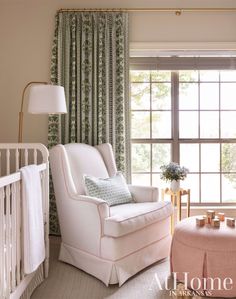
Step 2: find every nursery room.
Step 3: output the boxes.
[1,0,236,298]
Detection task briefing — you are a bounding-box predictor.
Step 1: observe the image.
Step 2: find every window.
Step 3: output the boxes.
[130,57,236,204]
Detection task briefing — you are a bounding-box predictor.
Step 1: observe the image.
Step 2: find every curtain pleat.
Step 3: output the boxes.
[48,11,130,234]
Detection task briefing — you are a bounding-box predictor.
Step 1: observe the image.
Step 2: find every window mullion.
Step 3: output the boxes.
[172,71,179,163]
[219,73,222,203]
[150,72,153,186]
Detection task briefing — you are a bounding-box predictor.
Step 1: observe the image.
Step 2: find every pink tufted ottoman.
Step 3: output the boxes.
[170,216,236,297]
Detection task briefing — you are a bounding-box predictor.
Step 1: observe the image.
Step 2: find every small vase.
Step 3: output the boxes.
[170,180,180,193]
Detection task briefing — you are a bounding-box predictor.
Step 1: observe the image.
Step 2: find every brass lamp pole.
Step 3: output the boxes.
[18,81,48,143]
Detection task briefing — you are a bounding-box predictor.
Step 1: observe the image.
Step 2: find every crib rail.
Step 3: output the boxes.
[0,164,46,188]
[0,144,49,299]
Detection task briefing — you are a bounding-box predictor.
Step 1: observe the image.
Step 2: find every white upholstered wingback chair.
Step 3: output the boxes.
[50,143,173,286]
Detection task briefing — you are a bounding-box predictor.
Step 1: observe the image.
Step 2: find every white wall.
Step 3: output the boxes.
[1,0,236,145]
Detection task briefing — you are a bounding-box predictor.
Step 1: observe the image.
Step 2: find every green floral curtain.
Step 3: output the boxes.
[48,11,130,234]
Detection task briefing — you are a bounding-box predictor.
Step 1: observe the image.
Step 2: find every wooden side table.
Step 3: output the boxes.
[161,188,191,234]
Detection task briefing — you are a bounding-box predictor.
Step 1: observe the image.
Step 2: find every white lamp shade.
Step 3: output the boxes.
[27,85,67,114]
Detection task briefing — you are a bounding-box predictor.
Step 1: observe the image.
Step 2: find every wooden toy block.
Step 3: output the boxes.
[218,212,225,221]
[211,218,220,228]
[206,210,215,224]
[227,218,235,227]
[207,210,215,219]
[196,217,205,227]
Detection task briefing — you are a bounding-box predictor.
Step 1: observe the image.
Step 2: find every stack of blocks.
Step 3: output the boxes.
[196,211,235,228]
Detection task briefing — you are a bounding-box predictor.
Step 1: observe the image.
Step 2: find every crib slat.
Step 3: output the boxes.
[6,149,10,175]
[42,168,49,277]
[24,149,28,166]
[16,181,21,286]
[11,183,17,291]
[5,185,11,298]
[33,149,37,164]
[20,183,25,281]
[41,171,47,275]
[15,149,19,172]
[0,187,5,299]
[0,151,2,177]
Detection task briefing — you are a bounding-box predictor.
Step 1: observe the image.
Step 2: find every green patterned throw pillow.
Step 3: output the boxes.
[83,172,133,206]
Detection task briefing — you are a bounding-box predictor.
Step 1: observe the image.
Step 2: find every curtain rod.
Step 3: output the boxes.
[58,8,236,15]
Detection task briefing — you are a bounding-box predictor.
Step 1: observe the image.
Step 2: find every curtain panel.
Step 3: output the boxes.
[48,11,130,234]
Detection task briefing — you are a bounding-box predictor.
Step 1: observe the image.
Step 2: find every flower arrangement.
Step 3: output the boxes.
[160,162,189,182]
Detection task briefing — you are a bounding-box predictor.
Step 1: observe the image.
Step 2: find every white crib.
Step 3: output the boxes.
[0,144,49,299]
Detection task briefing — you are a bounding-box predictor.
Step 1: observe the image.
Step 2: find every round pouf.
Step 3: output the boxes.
[170,216,236,298]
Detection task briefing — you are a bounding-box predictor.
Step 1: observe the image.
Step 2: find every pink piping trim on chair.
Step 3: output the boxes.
[106,201,171,223]
[98,204,102,257]
[95,144,117,177]
[97,203,110,256]
[70,195,108,207]
[103,216,171,238]
[59,154,72,196]
[109,234,170,262]
[63,233,170,263]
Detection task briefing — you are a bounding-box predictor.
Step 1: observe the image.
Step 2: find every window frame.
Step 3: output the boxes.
[130,57,236,206]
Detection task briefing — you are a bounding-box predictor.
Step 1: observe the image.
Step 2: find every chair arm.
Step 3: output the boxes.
[61,194,110,256]
[71,193,107,205]
[69,193,110,220]
[128,185,159,202]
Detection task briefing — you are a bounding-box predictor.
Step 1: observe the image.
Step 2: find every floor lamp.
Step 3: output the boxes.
[18,81,67,143]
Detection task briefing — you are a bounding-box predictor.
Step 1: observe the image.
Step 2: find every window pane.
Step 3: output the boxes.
[152,174,168,190]
[152,112,171,138]
[132,144,150,172]
[201,144,220,172]
[200,83,219,110]
[130,70,150,82]
[222,143,236,172]
[222,175,236,203]
[180,144,199,172]
[132,174,150,186]
[200,111,219,138]
[152,144,171,172]
[179,111,198,138]
[131,83,150,110]
[221,112,236,138]
[152,83,171,110]
[220,70,236,82]
[131,112,150,138]
[200,70,219,82]
[201,174,220,203]
[221,83,236,109]
[179,83,198,110]
[179,70,198,82]
[181,174,199,203]
[151,71,171,82]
